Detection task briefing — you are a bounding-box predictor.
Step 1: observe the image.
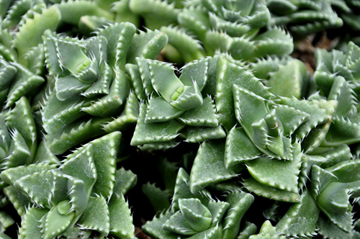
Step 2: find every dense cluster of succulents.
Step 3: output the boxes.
[2,0,360,239]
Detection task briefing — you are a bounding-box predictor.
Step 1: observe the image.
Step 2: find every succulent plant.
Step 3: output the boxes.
[267,0,343,36]
[1,132,137,238]
[143,168,255,239]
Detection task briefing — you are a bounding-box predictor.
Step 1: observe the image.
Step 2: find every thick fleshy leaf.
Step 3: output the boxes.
[61,146,96,196]
[253,28,293,58]
[148,60,183,102]
[317,214,354,239]
[233,84,268,138]
[87,131,121,199]
[55,75,90,101]
[18,208,48,239]
[172,168,211,211]
[42,93,88,134]
[224,127,261,169]
[246,143,302,193]
[1,163,55,185]
[42,204,75,239]
[6,97,36,156]
[207,200,229,227]
[3,186,31,217]
[127,28,168,64]
[179,198,212,232]
[177,96,218,127]
[108,194,134,239]
[98,22,136,69]
[45,117,109,155]
[145,96,183,123]
[170,82,203,111]
[142,211,178,239]
[142,183,171,213]
[187,224,222,239]
[276,189,320,237]
[189,140,237,193]
[179,57,209,90]
[274,104,309,137]
[4,130,31,168]
[279,97,337,141]
[103,90,139,132]
[243,177,300,203]
[82,62,113,98]
[137,140,180,151]
[13,6,60,58]
[77,196,110,234]
[66,175,88,215]
[32,140,60,165]
[125,63,146,101]
[113,168,137,196]
[180,125,226,143]
[160,26,204,63]
[218,59,269,131]
[0,114,10,155]
[222,191,254,239]
[81,68,129,117]
[249,220,286,239]
[163,211,197,236]
[131,103,185,146]
[15,170,54,208]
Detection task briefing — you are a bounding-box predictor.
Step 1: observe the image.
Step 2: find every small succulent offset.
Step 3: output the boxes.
[143,168,255,239]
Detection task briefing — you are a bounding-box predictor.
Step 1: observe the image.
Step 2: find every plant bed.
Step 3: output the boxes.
[2,0,360,238]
